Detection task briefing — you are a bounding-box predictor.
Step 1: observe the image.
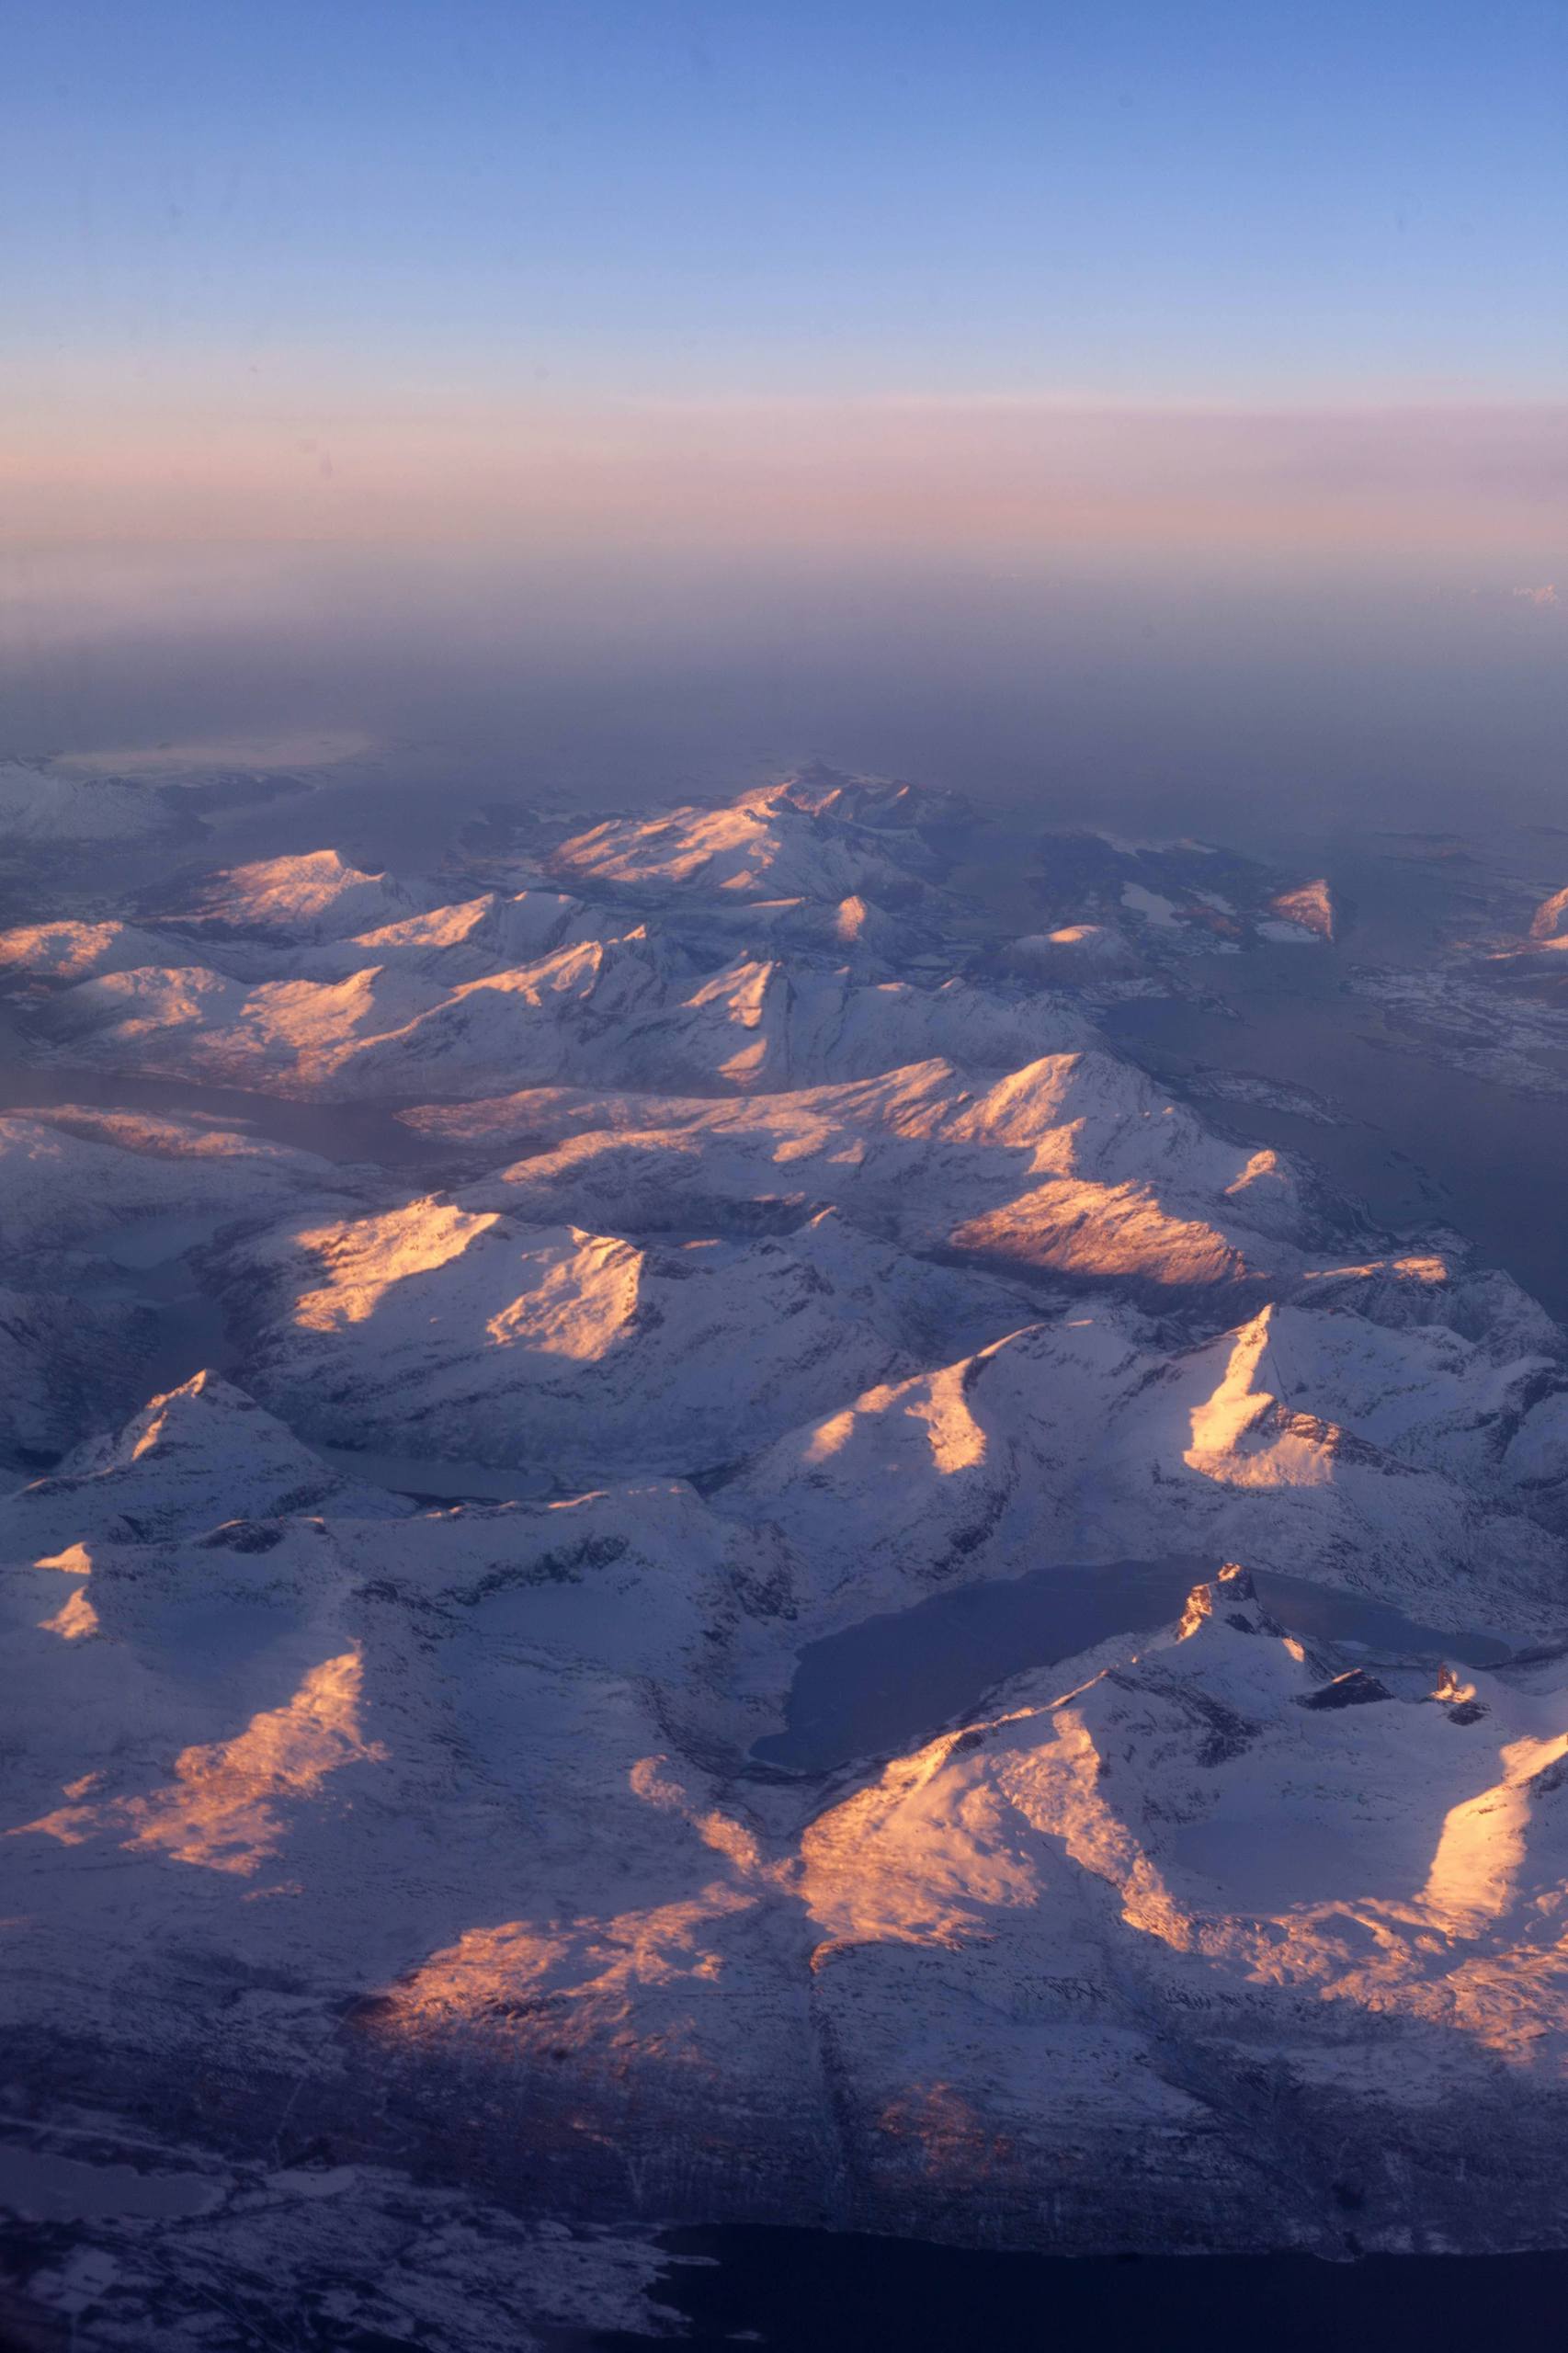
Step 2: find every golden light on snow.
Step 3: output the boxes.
[292,1200,503,1326]
[40,1588,98,1641]
[483,1231,642,1359]
[352,1756,787,2058]
[1422,1733,1568,1935]
[10,1651,383,1874]
[1185,1310,1336,1489]
[803,1400,878,1465]
[33,1542,92,1574]
[13,748,1568,2262]
[802,1359,991,1476]
[367,1887,758,2051]
[911,1363,991,1474]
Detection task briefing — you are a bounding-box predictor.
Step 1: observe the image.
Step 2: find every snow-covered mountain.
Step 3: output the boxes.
[0,758,201,849]
[8,768,1568,2301]
[1001,921,1143,979]
[1017,827,1341,957]
[1530,883,1568,942]
[29,937,1091,1101]
[1266,877,1337,940]
[0,1106,377,1257]
[547,769,954,905]
[164,847,437,939]
[435,1049,1319,1295]
[0,1370,410,1555]
[9,1520,1568,2257]
[299,885,617,977]
[212,1199,1039,1480]
[717,1298,1568,1636]
[786,1564,1568,2238]
[0,918,210,984]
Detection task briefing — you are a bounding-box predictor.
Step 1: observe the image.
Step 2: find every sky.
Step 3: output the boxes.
[5,0,1565,404]
[0,0,1562,818]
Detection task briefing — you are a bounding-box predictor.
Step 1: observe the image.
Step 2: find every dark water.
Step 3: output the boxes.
[1105,945,1568,1324]
[0,2143,221,2223]
[755,1558,1512,1774]
[571,2224,1568,2353]
[0,1040,442,1170]
[306,1439,553,1503]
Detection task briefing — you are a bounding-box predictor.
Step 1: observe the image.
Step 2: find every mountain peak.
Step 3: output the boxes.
[1529,883,1568,941]
[1176,1563,1286,1642]
[1,1371,407,1553]
[176,849,430,939]
[1266,878,1336,941]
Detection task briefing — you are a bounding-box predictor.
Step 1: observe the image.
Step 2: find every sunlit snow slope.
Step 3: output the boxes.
[6,767,1568,2272]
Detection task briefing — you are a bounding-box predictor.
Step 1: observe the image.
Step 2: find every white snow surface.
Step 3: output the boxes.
[0,920,207,984]
[170,848,436,938]
[32,938,1092,1101]
[213,1199,1039,1479]
[0,760,191,847]
[9,771,1568,2269]
[1529,882,1568,940]
[718,1300,1568,1635]
[547,769,949,904]
[0,1371,410,1557]
[435,1050,1316,1291]
[0,1106,377,1258]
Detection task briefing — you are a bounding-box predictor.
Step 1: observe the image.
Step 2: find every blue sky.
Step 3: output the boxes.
[0,6,1561,825]
[4,0,1564,404]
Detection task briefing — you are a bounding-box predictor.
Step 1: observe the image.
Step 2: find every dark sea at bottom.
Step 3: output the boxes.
[565,2224,1568,2353]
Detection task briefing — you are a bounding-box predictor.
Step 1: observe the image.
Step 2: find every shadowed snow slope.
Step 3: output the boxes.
[31,938,1090,1102]
[0,1107,375,1258]
[1003,923,1142,979]
[547,770,952,904]
[0,1371,409,1555]
[0,1287,154,1472]
[167,848,435,939]
[0,919,208,984]
[790,1567,1568,2195]
[10,1550,1568,2253]
[0,758,198,847]
[12,771,1568,2265]
[717,1302,1568,1636]
[290,887,619,983]
[214,1199,1037,1478]
[437,1051,1318,1294]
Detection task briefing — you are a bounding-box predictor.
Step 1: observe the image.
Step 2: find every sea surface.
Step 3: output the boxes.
[1102,847,1568,1321]
[567,2223,1568,2353]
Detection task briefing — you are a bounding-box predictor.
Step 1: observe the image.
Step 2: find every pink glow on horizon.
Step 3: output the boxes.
[6,393,1562,562]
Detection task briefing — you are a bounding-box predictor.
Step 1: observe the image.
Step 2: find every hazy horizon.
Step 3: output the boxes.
[5,530,1562,849]
[4,0,1562,844]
